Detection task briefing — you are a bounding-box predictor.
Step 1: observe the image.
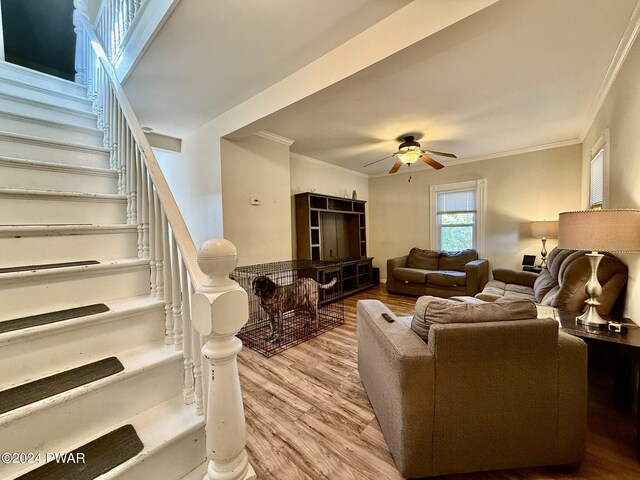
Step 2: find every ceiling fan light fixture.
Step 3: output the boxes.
[396,148,422,164]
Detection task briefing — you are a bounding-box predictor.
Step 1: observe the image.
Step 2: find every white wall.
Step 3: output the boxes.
[581,36,640,322]
[154,122,223,249]
[369,145,582,281]
[290,153,370,258]
[221,135,292,266]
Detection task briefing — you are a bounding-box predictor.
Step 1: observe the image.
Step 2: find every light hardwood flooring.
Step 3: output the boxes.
[237,285,640,479]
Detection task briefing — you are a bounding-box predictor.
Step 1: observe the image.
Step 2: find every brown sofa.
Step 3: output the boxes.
[357,298,587,478]
[386,248,489,298]
[475,247,628,315]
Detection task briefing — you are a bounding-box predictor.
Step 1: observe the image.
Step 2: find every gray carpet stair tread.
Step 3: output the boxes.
[0,259,99,274]
[0,304,110,334]
[16,424,143,479]
[0,357,124,415]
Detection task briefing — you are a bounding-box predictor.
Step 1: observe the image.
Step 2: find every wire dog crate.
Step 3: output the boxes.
[232,260,344,357]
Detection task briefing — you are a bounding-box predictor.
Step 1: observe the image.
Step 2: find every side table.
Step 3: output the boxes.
[557,310,640,460]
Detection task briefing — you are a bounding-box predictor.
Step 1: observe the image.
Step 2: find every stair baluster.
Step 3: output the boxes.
[153,191,164,301]
[146,169,156,290]
[139,149,150,258]
[161,207,174,345]
[171,232,184,350]
[181,261,195,405]
[192,281,204,416]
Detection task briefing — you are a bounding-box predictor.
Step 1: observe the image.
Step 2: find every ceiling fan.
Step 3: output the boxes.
[364,135,457,174]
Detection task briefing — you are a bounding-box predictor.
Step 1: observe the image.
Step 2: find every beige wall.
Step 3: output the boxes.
[221,135,292,266]
[581,36,640,322]
[290,154,370,258]
[155,123,223,248]
[369,144,582,281]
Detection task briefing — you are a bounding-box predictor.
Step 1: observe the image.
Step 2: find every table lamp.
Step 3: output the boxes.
[530,220,558,268]
[558,209,640,328]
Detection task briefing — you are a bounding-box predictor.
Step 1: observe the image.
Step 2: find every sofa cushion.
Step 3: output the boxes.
[393,267,430,284]
[411,295,537,342]
[533,271,557,302]
[505,283,535,297]
[406,248,439,270]
[438,249,478,272]
[426,270,466,287]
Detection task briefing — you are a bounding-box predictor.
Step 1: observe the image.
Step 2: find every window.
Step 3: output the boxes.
[430,180,486,253]
[589,128,609,209]
[589,148,604,208]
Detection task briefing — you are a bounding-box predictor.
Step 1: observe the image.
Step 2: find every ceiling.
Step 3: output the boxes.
[125,0,638,176]
[123,0,411,138]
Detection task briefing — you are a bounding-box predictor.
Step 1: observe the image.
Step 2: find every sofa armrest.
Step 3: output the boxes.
[557,332,587,463]
[492,267,538,287]
[465,259,489,295]
[386,255,408,293]
[357,300,435,478]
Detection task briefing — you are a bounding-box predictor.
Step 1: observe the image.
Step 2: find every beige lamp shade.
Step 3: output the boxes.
[558,209,640,252]
[530,220,559,239]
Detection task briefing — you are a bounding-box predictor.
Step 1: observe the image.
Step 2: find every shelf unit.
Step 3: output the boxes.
[294,192,373,299]
[295,192,367,262]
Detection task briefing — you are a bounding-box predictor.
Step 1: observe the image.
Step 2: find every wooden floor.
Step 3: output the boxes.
[237,285,640,479]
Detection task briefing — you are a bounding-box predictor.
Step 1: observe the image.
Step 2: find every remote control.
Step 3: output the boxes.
[381,313,395,323]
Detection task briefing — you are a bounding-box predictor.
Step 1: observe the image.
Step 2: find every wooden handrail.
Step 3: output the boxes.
[79,15,207,290]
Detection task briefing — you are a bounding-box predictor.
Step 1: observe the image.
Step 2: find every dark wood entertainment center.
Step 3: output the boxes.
[294,192,373,299]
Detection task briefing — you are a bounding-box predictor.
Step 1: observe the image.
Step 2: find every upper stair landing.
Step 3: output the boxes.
[0,60,88,99]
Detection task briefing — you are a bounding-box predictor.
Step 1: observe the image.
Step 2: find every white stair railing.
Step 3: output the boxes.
[73,2,255,478]
[94,0,143,62]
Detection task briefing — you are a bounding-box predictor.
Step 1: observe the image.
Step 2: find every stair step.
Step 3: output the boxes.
[0,224,138,267]
[0,188,127,225]
[0,343,184,479]
[0,74,93,112]
[101,396,206,480]
[0,131,110,168]
[16,424,144,480]
[0,156,118,194]
[0,110,104,146]
[0,258,151,321]
[0,91,98,129]
[0,60,88,97]
[0,297,163,388]
[0,259,99,274]
[0,303,110,334]
[0,357,124,415]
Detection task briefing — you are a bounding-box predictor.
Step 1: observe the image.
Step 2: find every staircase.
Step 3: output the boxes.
[0,61,206,479]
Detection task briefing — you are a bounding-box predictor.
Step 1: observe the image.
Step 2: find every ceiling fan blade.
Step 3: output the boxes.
[389,159,403,174]
[423,149,457,159]
[420,154,445,170]
[363,154,393,168]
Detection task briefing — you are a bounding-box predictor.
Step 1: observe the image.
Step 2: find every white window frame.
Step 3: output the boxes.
[429,179,486,256]
[589,128,610,209]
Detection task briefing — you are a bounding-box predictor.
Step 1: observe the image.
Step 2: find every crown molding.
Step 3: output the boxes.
[255,130,295,146]
[290,152,368,178]
[368,138,581,178]
[579,0,640,141]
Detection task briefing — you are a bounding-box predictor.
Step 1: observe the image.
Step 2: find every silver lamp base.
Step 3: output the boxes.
[576,252,606,329]
[576,305,607,329]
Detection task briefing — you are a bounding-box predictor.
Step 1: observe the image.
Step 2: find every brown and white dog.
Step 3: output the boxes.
[251,275,337,343]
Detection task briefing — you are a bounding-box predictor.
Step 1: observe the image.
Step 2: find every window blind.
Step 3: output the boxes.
[590,148,604,207]
[436,189,476,214]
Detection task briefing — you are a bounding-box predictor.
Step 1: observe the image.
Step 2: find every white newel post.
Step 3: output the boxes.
[73,0,90,84]
[192,239,256,480]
